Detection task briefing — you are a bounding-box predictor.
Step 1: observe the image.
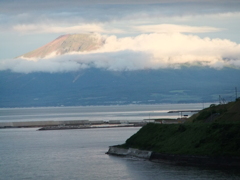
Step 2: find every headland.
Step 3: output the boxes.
[107,100,240,167]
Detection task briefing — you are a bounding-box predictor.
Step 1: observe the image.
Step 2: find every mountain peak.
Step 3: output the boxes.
[21,33,104,58]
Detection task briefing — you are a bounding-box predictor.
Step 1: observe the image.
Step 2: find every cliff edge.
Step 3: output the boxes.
[107,100,240,166]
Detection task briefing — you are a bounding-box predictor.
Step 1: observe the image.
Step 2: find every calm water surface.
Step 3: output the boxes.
[0,103,211,122]
[0,127,239,180]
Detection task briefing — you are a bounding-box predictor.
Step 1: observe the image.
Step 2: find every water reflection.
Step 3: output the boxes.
[107,155,240,180]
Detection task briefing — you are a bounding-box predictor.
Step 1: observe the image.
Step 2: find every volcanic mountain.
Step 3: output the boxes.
[1,33,240,107]
[20,34,104,58]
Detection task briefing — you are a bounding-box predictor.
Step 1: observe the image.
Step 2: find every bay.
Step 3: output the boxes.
[0,127,239,180]
[2,103,239,180]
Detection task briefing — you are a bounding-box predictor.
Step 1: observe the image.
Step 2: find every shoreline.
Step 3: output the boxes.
[106,146,240,167]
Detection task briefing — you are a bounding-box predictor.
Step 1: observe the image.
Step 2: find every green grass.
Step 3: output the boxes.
[120,122,240,157]
[188,100,240,123]
[118,99,240,157]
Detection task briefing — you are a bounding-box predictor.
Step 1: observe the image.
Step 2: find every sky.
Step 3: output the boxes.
[1,0,240,73]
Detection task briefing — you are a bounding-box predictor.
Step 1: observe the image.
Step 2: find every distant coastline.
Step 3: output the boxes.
[0,120,146,130]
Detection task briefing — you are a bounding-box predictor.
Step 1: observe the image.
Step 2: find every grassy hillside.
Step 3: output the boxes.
[122,123,240,156]
[188,99,240,123]
[120,100,240,157]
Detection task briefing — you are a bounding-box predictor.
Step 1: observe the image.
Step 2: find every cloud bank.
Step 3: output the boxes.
[1,33,240,73]
[12,23,222,35]
[134,24,222,33]
[12,23,124,34]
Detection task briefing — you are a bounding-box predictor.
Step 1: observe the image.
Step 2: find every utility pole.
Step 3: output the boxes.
[235,87,237,100]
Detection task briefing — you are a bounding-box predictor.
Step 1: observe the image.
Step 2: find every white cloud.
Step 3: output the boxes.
[133,24,222,33]
[158,12,240,22]
[1,33,240,73]
[0,58,87,73]
[12,23,124,34]
[10,23,222,39]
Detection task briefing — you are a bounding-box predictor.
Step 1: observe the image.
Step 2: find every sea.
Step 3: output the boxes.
[0,103,211,122]
[1,104,240,180]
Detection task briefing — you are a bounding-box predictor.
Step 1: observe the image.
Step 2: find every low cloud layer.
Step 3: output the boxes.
[134,24,221,33]
[12,23,124,34]
[1,33,240,73]
[12,23,220,35]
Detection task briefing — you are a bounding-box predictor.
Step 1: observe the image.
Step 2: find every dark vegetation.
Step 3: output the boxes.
[121,123,240,156]
[188,99,240,123]
[120,100,240,157]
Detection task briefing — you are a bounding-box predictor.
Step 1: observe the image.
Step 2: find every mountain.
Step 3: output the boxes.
[1,34,240,107]
[0,67,240,107]
[20,34,103,58]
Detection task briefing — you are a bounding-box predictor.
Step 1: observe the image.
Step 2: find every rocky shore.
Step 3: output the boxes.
[106,146,240,167]
[106,146,152,159]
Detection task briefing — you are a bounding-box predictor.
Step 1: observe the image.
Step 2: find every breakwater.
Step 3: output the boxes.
[0,120,90,128]
[38,123,143,131]
[0,120,146,129]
